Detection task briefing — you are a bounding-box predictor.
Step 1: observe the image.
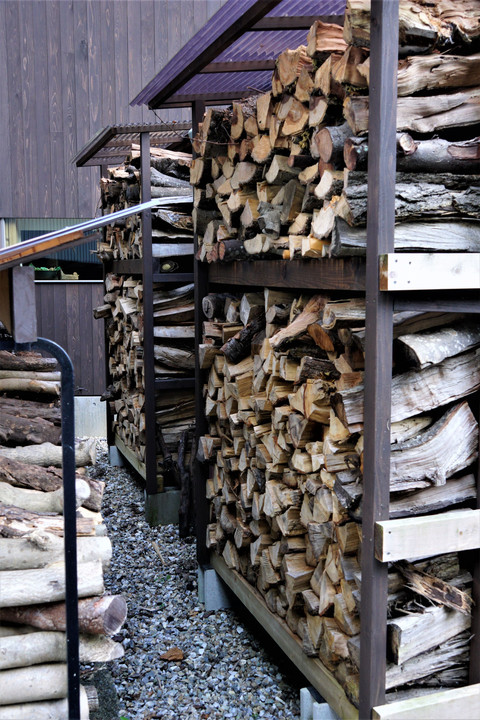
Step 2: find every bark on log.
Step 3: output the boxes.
[0,397,60,424]
[0,533,112,571]
[221,316,265,364]
[0,505,102,539]
[0,352,58,372]
[0,560,104,607]
[0,438,96,467]
[0,594,127,636]
[0,413,61,446]
[0,379,60,396]
[0,631,123,669]
[344,134,480,174]
[395,319,480,369]
[330,218,480,256]
[0,458,103,512]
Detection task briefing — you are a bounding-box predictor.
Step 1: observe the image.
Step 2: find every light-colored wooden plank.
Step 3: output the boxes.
[210,553,358,720]
[373,683,480,720]
[379,253,480,291]
[114,434,146,481]
[375,509,480,562]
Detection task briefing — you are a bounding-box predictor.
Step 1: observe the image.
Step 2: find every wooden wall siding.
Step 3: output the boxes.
[0,0,227,220]
[35,281,105,397]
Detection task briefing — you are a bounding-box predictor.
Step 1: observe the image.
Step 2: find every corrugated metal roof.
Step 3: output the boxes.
[131,0,346,110]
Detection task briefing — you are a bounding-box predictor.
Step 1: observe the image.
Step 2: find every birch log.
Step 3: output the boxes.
[0,478,91,514]
[0,686,90,720]
[0,438,96,467]
[0,560,104,607]
[0,631,123,669]
[0,532,112,570]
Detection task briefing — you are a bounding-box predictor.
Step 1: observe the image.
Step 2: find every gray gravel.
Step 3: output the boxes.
[82,443,301,720]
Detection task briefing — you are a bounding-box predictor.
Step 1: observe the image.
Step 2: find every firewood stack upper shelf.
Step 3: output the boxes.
[75,123,196,503]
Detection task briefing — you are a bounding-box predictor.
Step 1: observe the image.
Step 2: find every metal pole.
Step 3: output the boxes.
[359,1,399,717]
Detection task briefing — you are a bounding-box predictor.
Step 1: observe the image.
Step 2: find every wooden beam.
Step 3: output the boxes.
[211,553,358,720]
[380,253,480,291]
[359,2,399,717]
[201,61,275,73]
[375,509,480,562]
[373,684,480,720]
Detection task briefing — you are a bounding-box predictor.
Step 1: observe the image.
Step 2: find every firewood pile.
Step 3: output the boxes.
[94,147,196,485]
[0,349,126,719]
[198,287,480,706]
[191,0,480,263]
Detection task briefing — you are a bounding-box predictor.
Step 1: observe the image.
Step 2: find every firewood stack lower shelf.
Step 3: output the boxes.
[0,349,127,719]
[199,288,479,714]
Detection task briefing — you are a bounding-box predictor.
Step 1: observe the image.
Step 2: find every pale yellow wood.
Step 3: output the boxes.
[380,253,480,291]
[375,509,480,562]
[373,683,480,720]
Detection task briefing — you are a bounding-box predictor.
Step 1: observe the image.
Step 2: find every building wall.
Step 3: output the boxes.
[0,0,227,221]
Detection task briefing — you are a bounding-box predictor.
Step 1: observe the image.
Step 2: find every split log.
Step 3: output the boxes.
[0,533,112,571]
[333,348,480,429]
[330,218,480,256]
[344,88,480,136]
[394,561,473,615]
[0,560,104,607]
[0,438,96,468]
[0,631,123,669]
[0,684,90,719]
[221,316,265,364]
[388,604,471,666]
[344,0,480,51]
[0,478,91,514]
[395,319,480,369]
[0,594,127,636]
[269,295,329,350]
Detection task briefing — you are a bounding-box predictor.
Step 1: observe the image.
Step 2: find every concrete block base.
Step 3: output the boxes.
[108,446,124,467]
[300,688,339,720]
[197,565,232,611]
[144,489,180,526]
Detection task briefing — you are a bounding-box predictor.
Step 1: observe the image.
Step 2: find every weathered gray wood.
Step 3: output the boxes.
[0,438,96,467]
[388,604,471,665]
[389,402,478,489]
[330,218,480,256]
[0,533,111,571]
[396,320,480,368]
[333,348,480,429]
[0,478,90,514]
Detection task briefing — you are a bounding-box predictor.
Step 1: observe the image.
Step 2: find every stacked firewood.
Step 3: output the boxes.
[95,150,195,483]
[191,0,480,262]
[199,291,480,706]
[0,349,126,719]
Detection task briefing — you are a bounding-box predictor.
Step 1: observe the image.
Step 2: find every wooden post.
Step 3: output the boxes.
[0,267,37,343]
[192,99,210,566]
[141,132,157,496]
[359,2,398,718]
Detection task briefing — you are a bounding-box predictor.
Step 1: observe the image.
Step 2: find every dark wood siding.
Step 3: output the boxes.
[35,281,105,396]
[1,0,227,220]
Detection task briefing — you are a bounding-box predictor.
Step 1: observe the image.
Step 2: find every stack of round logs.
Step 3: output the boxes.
[0,349,126,719]
[191,0,480,264]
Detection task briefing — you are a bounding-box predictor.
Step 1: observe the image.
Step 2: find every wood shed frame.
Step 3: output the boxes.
[133,0,480,717]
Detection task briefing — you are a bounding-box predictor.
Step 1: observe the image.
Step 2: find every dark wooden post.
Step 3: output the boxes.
[192,99,210,565]
[359,1,399,717]
[141,131,157,496]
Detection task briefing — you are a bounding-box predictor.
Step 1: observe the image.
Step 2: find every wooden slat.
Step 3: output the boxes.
[375,509,480,562]
[59,0,78,217]
[100,1,116,128]
[0,2,13,217]
[208,258,366,290]
[6,1,26,217]
[373,684,480,720]
[380,253,480,291]
[211,553,359,720]
[115,434,146,481]
[33,0,52,218]
[46,0,65,216]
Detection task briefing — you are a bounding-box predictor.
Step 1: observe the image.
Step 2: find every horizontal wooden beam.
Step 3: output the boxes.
[252,15,344,30]
[375,509,480,562]
[380,253,480,291]
[210,553,358,719]
[373,683,480,719]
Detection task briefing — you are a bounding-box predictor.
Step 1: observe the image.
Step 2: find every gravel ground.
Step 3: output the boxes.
[82,443,302,720]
